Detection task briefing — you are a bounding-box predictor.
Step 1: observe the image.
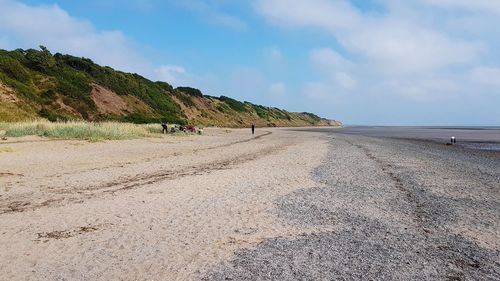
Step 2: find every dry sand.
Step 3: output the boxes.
[0,128,498,280]
[0,128,330,280]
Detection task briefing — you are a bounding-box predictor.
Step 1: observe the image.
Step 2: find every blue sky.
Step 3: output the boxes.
[0,0,499,125]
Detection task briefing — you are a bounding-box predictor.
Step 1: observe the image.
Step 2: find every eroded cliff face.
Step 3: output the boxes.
[317,119,343,127]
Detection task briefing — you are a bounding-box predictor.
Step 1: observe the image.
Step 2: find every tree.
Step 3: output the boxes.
[24,46,56,72]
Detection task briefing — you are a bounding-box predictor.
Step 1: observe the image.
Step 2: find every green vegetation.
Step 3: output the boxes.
[0,46,182,123]
[176,87,203,97]
[0,120,163,141]
[219,96,246,112]
[173,91,195,107]
[0,46,336,128]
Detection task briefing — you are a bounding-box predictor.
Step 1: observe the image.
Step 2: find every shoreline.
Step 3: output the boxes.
[289,126,500,153]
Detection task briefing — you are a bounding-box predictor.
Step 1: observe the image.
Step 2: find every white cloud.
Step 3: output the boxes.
[172,0,247,30]
[304,82,334,101]
[0,0,194,86]
[420,0,500,14]
[211,14,247,30]
[264,46,283,63]
[91,0,157,12]
[309,48,356,92]
[343,20,484,73]
[255,0,484,74]
[469,67,500,89]
[310,48,350,69]
[255,0,499,109]
[382,76,461,101]
[154,65,188,87]
[254,0,360,31]
[225,67,268,102]
[334,72,357,90]
[0,0,150,74]
[269,82,286,97]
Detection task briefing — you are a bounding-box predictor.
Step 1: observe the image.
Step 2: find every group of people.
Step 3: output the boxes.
[161,123,256,135]
[161,123,203,134]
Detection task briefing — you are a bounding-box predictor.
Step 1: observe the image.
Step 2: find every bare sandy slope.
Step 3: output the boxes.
[0,128,330,280]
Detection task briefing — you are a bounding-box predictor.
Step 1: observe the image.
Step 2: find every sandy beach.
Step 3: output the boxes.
[0,128,498,280]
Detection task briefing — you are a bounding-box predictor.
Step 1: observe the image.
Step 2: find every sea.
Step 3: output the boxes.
[301,126,500,152]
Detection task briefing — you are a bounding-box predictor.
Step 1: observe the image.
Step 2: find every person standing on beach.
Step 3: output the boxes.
[251,124,255,135]
[161,122,168,134]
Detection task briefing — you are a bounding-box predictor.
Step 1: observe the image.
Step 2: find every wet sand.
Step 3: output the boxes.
[0,127,498,280]
[307,126,500,151]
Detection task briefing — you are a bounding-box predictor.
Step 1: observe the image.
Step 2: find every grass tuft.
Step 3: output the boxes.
[0,120,164,141]
[0,147,14,153]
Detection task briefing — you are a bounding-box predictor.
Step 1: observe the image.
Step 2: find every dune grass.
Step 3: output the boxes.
[0,147,14,153]
[0,120,164,141]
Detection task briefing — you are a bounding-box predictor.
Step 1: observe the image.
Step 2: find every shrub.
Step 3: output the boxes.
[0,55,31,82]
[176,87,203,97]
[219,96,247,112]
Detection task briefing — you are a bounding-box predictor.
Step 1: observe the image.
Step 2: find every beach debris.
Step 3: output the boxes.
[163,123,203,134]
[36,225,99,241]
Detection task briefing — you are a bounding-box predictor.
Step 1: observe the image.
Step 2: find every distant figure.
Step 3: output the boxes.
[161,122,168,134]
[251,124,255,135]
